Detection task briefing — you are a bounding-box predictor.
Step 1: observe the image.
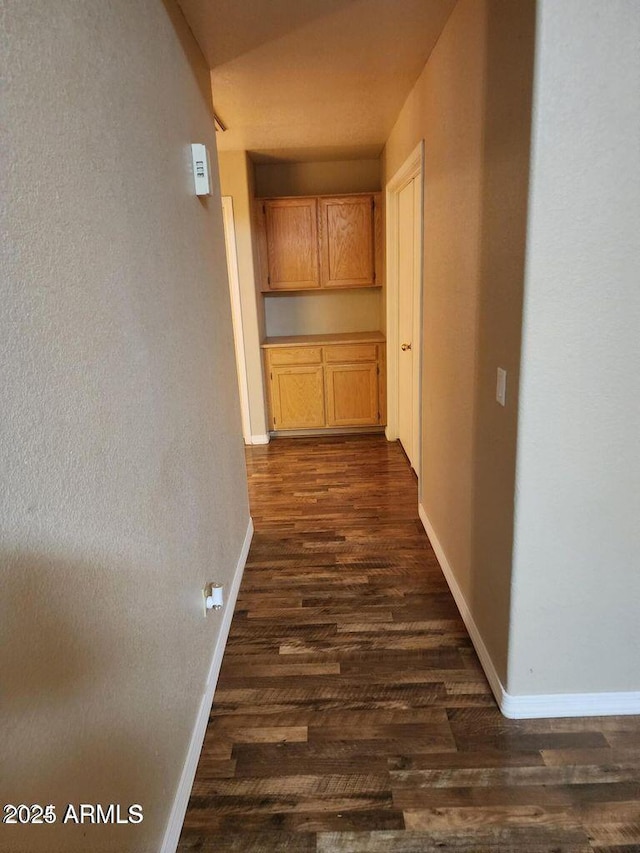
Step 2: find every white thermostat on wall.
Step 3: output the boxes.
[191,143,211,196]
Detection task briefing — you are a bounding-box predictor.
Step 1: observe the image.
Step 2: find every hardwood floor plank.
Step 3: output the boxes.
[308,722,456,750]
[402,799,640,837]
[204,725,308,744]
[187,794,393,816]
[210,708,449,726]
[541,747,640,767]
[182,808,404,834]
[393,782,640,811]
[586,821,640,847]
[588,846,640,853]
[233,743,391,778]
[451,728,611,753]
[402,803,578,831]
[390,764,640,789]
[219,661,341,680]
[245,607,394,625]
[388,750,545,771]
[193,759,237,779]
[190,773,391,801]
[279,635,471,655]
[177,830,316,851]
[214,683,450,709]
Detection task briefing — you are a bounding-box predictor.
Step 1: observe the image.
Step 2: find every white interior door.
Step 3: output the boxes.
[397,175,419,469]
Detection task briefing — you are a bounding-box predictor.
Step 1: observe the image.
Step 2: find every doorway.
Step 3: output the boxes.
[385,142,424,477]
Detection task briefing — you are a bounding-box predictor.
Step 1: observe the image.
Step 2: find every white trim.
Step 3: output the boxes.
[501,690,640,719]
[221,196,252,444]
[418,503,640,720]
[385,141,424,479]
[250,434,270,445]
[160,518,254,853]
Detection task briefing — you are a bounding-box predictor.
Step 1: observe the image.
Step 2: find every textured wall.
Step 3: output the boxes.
[509,0,640,695]
[1,1,249,850]
[254,159,381,197]
[383,0,535,682]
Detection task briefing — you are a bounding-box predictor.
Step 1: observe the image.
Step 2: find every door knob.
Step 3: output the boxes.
[401,343,412,351]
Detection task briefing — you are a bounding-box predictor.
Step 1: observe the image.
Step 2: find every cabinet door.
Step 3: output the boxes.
[270,366,325,429]
[319,196,375,288]
[325,363,379,426]
[264,198,320,290]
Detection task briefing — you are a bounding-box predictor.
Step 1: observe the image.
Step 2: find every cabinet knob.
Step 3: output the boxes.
[401,343,412,351]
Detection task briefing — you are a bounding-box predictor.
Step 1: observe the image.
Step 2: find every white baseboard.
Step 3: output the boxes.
[417,503,507,711]
[417,503,640,720]
[250,434,270,445]
[160,517,254,853]
[501,689,640,719]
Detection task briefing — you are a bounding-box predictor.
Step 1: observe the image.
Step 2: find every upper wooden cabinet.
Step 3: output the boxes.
[319,196,375,288]
[263,198,320,290]
[256,193,382,292]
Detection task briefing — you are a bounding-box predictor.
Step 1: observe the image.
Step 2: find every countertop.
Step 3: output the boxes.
[261,331,385,348]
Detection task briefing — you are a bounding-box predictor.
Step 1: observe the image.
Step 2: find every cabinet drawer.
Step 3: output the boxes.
[324,343,378,363]
[269,346,322,366]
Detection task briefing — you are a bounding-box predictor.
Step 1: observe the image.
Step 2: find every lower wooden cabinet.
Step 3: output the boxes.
[270,365,325,429]
[264,336,385,432]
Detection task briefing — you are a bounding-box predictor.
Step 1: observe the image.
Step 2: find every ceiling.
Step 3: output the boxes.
[177,0,456,162]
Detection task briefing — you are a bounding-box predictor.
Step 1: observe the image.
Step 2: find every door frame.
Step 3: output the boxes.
[385,141,425,478]
[221,195,252,444]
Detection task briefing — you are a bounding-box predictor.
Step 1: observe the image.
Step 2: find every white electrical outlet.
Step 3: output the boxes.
[202,582,223,616]
[496,367,507,407]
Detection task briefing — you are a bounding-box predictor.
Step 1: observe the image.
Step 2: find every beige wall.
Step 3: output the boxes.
[1,2,249,851]
[218,151,269,439]
[383,0,535,682]
[264,291,382,337]
[254,158,381,197]
[509,0,640,696]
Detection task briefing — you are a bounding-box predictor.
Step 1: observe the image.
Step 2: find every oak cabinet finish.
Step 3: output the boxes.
[325,362,379,427]
[269,346,323,366]
[324,343,378,363]
[263,198,320,290]
[258,194,381,292]
[319,196,375,288]
[263,333,385,432]
[270,365,325,429]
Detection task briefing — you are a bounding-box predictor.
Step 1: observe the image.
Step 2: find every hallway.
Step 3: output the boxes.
[178,436,640,852]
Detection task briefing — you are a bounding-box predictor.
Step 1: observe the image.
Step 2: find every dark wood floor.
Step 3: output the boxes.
[178,435,640,852]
